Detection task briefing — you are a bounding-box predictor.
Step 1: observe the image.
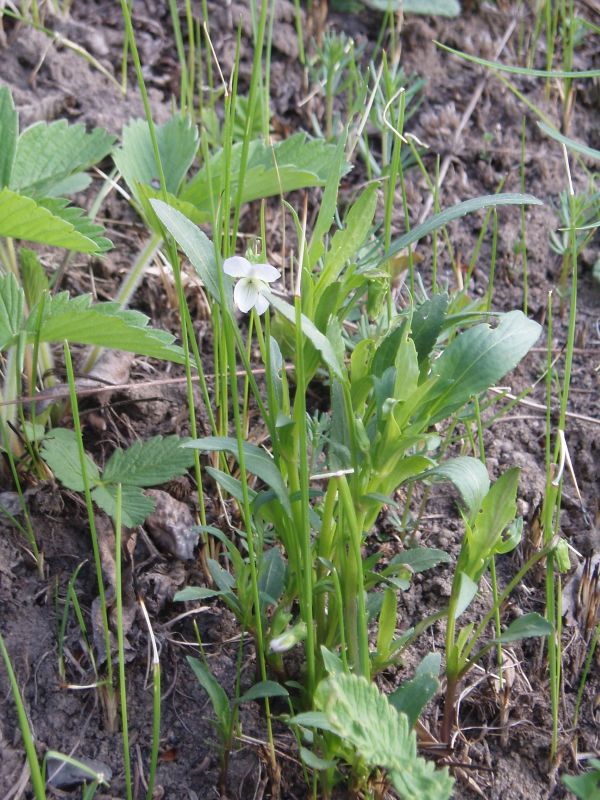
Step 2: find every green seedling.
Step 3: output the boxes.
[187,648,289,794]
[41,430,196,527]
[549,186,599,313]
[441,468,553,743]
[291,670,454,799]
[308,31,362,140]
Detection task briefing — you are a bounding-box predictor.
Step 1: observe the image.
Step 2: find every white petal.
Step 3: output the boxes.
[247,262,281,283]
[223,255,251,278]
[253,290,270,315]
[234,278,259,312]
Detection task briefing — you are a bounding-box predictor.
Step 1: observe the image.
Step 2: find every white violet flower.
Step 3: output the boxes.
[223,255,280,315]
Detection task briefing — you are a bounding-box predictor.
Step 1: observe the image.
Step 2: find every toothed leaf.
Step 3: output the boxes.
[102,435,195,486]
[41,428,100,491]
[181,133,350,216]
[312,673,454,799]
[24,291,185,363]
[91,484,155,528]
[0,188,111,253]
[11,120,115,197]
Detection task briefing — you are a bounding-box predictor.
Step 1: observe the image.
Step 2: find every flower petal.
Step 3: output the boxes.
[234,278,259,313]
[223,255,251,278]
[253,290,270,315]
[247,262,281,283]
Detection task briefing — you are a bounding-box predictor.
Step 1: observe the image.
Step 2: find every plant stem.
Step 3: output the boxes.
[114,483,133,800]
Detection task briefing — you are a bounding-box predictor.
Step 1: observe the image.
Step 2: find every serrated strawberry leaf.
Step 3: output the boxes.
[0,188,111,253]
[114,115,198,209]
[11,120,115,198]
[91,484,155,528]
[37,198,112,252]
[40,428,100,492]
[23,291,185,363]
[102,435,196,486]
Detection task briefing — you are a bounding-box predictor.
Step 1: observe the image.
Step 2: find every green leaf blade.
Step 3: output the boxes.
[0,86,17,188]
[185,436,291,514]
[149,199,222,304]
[91,485,155,527]
[387,193,542,259]
[102,435,195,486]
[430,310,541,421]
[0,188,111,253]
[114,115,199,202]
[0,274,25,350]
[314,673,453,799]
[496,612,553,644]
[181,133,349,212]
[11,120,115,197]
[28,291,185,363]
[41,428,100,492]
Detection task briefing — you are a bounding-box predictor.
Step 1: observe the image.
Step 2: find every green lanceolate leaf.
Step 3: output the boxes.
[268,293,344,380]
[375,587,398,661]
[102,435,195,486]
[452,571,479,619]
[363,0,460,16]
[41,428,100,491]
[19,249,49,309]
[308,132,348,265]
[459,468,520,581]
[186,657,231,730]
[562,759,600,799]
[11,120,115,198]
[174,586,222,601]
[428,310,541,422]
[411,292,449,365]
[184,436,291,514]
[538,122,600,163]
[496,612,553,643]
[0,188,111,253]
[386,193,542,259]
[0,274,25,351]
[24,291,184,363]
[237,680,289,704]
[149,199,223,304]
[181,133,349,216]
[385,547,451,574]
[0,86,17,188]
[423,456,490,517]
[314,673,453,799]
[436,41,600,79]
[258,547,286,607]
[389,652,441,727]
[316,183,378,300]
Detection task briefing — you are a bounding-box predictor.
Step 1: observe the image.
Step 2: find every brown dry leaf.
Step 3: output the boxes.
[143,489,198,560]
[562,553,600,628]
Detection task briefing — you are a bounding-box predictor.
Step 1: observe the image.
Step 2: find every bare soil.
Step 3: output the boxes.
[1,2,599,799]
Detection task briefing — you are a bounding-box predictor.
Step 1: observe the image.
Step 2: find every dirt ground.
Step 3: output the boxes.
[0,1,599,798]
